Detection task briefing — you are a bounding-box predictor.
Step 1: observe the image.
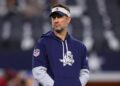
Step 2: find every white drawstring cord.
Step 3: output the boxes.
[62,42,64,58]
[65,40,69,53]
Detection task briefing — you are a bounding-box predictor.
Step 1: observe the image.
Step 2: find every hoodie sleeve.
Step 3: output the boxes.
[79,44,89,86]
[81,44,89,70]
[32,38,48,68]
[32,38,54,86]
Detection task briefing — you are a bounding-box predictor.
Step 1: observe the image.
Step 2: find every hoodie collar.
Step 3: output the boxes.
[41,31,71,42]
[52,31,70,41]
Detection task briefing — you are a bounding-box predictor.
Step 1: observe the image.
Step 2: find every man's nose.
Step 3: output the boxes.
[54,17,59,23]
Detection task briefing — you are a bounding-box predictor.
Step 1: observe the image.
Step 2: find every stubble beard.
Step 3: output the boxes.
[54,27,64,33]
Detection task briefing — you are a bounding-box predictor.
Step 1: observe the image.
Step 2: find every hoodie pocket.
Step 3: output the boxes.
[54,78,82,86]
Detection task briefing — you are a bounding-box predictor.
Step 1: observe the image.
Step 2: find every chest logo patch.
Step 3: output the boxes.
[60,51,75,66]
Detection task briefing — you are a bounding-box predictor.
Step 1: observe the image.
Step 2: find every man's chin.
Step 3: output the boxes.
[54,28,64,33]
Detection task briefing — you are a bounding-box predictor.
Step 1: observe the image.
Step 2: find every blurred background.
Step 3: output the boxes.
[0,0,120,86]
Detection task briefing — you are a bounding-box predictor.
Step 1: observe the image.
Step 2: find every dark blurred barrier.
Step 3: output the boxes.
[0,50,32,70]
[87,82,120,86]
[0,50,120,71]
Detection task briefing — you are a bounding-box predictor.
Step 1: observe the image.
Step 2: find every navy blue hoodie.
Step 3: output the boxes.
[32,31,89,86]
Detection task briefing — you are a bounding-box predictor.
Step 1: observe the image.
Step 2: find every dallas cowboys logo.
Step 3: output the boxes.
[56,7,59,11]
[60,51,74,66]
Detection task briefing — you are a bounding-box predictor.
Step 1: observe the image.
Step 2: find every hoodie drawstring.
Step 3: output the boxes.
[65,40,69,53]
[62,42,65,58]
[62,40,69,57]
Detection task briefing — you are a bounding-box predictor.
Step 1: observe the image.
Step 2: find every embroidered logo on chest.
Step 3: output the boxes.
[59,51,75,66]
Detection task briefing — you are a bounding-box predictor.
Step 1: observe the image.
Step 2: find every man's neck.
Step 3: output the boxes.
[54,30,67,41]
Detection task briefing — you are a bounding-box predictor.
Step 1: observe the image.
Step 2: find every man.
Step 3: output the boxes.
[32,4,89,86]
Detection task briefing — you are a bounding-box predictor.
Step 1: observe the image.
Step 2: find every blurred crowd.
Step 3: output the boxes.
[0,0,47,17]
[0,69,36,86]
[0,0,120,52]
[0,0,50,51]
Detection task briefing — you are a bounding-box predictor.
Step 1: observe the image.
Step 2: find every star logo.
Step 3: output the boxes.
[56,7,59,11]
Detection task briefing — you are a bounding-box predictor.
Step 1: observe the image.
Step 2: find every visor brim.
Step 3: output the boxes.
[49,11,67,17]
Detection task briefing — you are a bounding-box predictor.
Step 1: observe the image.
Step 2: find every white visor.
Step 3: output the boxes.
[50,7,71,17]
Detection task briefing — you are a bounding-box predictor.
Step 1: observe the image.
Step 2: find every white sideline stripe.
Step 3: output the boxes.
[89,72,120,82]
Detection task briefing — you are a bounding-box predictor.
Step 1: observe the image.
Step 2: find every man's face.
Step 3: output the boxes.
[51,13,71,33]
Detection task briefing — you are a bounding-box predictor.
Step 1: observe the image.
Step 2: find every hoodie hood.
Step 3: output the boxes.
[41,31,71,42]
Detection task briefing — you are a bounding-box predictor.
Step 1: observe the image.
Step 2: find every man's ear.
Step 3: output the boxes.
[67,17,71,24]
